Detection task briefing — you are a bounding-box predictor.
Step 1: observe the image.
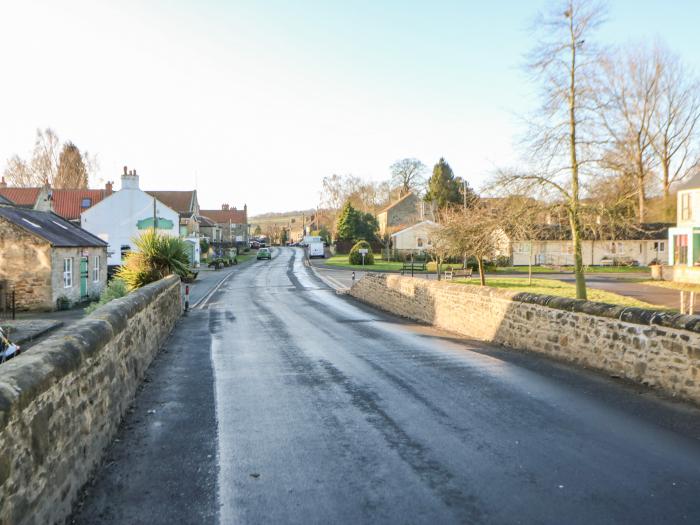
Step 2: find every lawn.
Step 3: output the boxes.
[492,265,650,274]
[324,254,415,272]
[236,253,255,264]
[641,280,700,293]
[453,277,661,309]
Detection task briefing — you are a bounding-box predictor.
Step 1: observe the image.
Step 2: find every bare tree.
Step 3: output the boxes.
[30,128,60,184]
[390,158,426,197]
[500,0,606,300]
[497,196,547,285]
[649,46,700,219]
[598,45,662,223]
[3,155,36,186]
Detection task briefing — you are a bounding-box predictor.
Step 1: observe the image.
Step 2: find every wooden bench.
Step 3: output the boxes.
[444,267,473,280]
[401,260,426,275]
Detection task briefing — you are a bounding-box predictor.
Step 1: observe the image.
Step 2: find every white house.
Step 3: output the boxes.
[81,167,181,267]
[668,173,700,268]
[510,224,670,267]
[390,220,440,253]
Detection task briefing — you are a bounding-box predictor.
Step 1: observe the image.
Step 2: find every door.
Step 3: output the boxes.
[80,257,89,298]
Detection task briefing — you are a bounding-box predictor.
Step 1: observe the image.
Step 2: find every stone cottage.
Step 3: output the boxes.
[0,205,108,311]
[376,192,425,237]
[200,204,249,248]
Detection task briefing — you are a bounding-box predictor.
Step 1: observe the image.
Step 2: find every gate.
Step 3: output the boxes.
[0,282,16,320]
[80,257,89,299]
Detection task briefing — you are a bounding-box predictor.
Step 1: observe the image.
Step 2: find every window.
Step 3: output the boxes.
[653,241,665,252]
[80,197,92,209]
[681,193,692,221]
[417,237,424,248]
[93,255,100,282]
[63,258,73,288]
[675,235,689,265]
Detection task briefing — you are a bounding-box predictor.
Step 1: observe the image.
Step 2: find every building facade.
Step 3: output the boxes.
[200,204,249,247]
[0,206,107,311]
[80,168,180,267]
[668,174,700,268]
[390,220,440,253]
[377,192,425,237]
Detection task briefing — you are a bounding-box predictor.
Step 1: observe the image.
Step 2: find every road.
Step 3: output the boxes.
[72,247,700,524]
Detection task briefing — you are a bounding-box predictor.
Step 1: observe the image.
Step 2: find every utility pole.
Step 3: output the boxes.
[153,197,158,232]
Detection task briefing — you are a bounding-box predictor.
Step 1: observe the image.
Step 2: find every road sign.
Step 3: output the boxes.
[359,249,368,255]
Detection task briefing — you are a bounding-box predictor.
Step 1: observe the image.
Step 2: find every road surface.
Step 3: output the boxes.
[72,247,700,524]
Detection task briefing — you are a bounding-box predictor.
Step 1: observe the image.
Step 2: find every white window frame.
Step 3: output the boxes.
[681,193,692,221]
[63,258,73,288]
[93,255,100,283]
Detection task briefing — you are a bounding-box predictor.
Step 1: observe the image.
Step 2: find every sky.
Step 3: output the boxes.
[1,0,699,216]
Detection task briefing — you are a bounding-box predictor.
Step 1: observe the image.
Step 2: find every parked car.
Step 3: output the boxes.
[257,247,272,260]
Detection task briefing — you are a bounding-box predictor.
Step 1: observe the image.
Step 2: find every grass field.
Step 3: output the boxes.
[453,277,661,309]
[324,254,415,272]
[641,280,700,293]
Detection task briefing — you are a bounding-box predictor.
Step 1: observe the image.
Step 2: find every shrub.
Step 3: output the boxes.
[117,231,191,290]
[349,240,374,265]
[85,278,128,314]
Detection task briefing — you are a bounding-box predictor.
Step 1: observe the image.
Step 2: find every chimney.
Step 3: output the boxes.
[222,203,229,211]
[0,177,6,189]
[121,166,140,190]
[105,181,113,195]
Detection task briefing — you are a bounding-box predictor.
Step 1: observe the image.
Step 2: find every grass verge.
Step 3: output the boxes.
[453,277,662,309]
[492,265,650,274]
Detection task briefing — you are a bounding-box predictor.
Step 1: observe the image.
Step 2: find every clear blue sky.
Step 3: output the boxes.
[1,0,698,215]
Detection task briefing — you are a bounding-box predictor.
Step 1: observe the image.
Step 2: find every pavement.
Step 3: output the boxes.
[1,319,64,347]
[71,247,700,524]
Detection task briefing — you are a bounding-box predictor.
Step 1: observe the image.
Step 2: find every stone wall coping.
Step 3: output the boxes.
[364,272,700,334]
[0,275,180,430]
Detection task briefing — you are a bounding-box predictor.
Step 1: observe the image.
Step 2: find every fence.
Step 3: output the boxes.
[0,286,16,320]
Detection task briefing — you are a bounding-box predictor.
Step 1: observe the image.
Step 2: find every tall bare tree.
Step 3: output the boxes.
[498,0,606,300]
[598,45,662,223]
[390,158,426,197]
[649,46,700,219]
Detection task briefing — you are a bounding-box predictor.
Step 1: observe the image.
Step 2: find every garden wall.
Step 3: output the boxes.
[0,275,182,525]
[350,273,700,403]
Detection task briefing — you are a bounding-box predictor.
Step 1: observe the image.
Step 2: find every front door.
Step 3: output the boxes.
[80,257,89,298]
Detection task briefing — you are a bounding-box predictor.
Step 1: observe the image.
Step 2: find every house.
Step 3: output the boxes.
[80,167,181,268]
[664,174,700,283]
[0,205,107,311]
[200,204,249,248]
[145,190,202,265]
[377,192,425,237]
[390,220,440,253]
[0,178,114,224]
[510,223,670,267]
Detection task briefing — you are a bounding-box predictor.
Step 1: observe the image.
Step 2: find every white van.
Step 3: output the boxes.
[308,242,325,258]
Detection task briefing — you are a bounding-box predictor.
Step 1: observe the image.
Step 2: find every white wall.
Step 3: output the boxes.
[511,239,667,267]
[391,222,438,251]
[81,187,179,266]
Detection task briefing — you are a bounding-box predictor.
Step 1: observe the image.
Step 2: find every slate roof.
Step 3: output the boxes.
[0,205,107,247]
[201,208,247,225]
[676,172,700,191]
[0,187,109,219]
[0,194,13,205]
[146,191,196,215]
[526,223,672,241]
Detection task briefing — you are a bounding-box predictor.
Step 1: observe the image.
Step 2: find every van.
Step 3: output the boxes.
[308,242,325,258]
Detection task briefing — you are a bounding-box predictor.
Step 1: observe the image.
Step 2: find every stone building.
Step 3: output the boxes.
[0,205,108,311]
[200,204,249,247]
[377,192,425,237]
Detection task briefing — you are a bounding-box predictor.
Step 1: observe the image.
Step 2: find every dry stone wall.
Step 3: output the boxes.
[350,273,700,403]
[0,275,181,525]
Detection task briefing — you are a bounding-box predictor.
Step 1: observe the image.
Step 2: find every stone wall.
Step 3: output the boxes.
[0,220,53,310]
[50,247,109,308]
[350,273,700,403]
[0,275,182,525]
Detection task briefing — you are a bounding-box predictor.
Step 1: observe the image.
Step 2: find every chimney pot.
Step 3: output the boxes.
[123,166,128,175]
[105,181,113,195]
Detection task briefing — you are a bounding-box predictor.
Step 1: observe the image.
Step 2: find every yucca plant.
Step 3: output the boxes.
[117,231,191,290]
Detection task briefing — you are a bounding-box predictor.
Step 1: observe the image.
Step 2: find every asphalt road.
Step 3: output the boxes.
[72,247,700,524]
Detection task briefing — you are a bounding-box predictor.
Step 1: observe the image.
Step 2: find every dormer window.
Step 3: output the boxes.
[681,193,692,221]
[81,197,92,209]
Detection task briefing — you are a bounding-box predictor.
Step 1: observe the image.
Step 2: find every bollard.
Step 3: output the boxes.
[185,285,190,312]
[352,271,355,283]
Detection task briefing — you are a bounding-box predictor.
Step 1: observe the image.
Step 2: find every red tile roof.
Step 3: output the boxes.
[201,208,247,225]
[0,187,108,220]
[0,188,40,207]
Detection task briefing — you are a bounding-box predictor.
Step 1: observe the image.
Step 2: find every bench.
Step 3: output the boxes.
[444,267,473,280]
[401,260,426,275]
